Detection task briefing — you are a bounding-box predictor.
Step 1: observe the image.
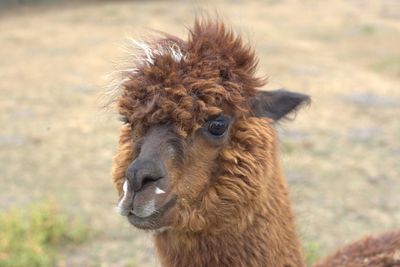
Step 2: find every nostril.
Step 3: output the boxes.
[127,159,166,192]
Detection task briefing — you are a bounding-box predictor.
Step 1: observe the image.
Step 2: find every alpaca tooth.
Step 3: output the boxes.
[155,187,165,195]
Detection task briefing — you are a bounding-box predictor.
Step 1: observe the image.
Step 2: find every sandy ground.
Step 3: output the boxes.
[0,0,399,266]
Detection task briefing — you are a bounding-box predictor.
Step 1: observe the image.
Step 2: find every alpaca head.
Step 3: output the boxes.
[112,19,310,233]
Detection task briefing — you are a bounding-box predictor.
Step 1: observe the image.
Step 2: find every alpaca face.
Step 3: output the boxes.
[113,90,309,232]
[112,20,310,232]
[115,113,235,231]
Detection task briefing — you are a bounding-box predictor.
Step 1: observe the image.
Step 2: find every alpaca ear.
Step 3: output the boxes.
[248,89,311,121]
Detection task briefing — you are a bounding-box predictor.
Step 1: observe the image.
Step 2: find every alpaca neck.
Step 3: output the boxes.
[153,170,305,267]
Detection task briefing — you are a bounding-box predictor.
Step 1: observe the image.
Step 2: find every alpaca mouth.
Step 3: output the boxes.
[122,179,175,230]
[128,196,176,230]
[117,177,176,230]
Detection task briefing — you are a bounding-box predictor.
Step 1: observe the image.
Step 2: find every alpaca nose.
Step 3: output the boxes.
[126,159,165,192]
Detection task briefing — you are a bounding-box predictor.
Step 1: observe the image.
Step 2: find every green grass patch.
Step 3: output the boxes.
[360,24,376,35]
[303,239,322,266]
[0,200,89,267]
[372,57,400,77]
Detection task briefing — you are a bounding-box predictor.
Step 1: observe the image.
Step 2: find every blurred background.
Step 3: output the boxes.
[0,0,399,266]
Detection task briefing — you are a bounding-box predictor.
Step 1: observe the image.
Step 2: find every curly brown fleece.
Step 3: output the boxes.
[112,18,304,266]
[117,19,264,136]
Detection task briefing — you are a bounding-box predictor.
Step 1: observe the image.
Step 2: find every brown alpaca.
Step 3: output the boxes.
[314,230,400,267]
[111,19,400,267]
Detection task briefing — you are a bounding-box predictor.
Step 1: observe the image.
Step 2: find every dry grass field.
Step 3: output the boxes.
[0,0,399,266]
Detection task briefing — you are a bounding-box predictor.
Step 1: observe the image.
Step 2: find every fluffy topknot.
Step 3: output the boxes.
[117,19,266,136]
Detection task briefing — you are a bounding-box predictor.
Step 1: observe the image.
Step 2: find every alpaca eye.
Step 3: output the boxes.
[207,116,229,136]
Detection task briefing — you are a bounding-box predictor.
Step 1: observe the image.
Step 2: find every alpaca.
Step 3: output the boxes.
[111,19,399,267]
[314,230,400,267]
